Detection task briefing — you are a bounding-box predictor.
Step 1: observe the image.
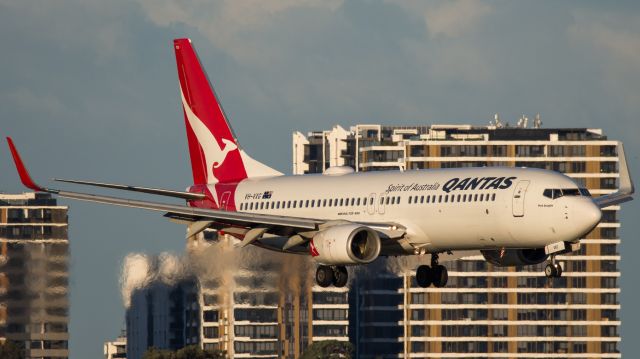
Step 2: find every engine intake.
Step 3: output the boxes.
[311,224,381,265]
[481,248,548,267]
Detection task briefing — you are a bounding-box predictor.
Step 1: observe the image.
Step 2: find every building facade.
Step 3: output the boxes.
[104,332,127,359]
[125,233,349,359]
[0,192,70,358]
[126,277,200,359]
[294,123,621,358]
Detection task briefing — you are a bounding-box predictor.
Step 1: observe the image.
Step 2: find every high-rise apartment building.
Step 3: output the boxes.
[126,278,200,359]
[294,123,621,358]
[0,192,70,358]
[104,332,127,359]
[124,233,349,359]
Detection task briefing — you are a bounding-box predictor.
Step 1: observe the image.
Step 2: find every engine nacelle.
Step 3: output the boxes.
[310,224,381,265]
[481,248,548,267]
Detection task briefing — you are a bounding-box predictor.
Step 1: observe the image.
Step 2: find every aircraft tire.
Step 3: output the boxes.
[316,265,334,287]
[554,263,563,277]
[544,263,558,278]
[432,265,448,288]
[333,266,348,288]
[416,265,432,288]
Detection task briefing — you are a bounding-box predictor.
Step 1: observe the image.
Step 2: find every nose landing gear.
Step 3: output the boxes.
[544,256,563,278]
[315,265,349,288]
[416,253,449,288]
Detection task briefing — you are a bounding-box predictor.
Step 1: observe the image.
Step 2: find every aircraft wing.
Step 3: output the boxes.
[6,137,406,247]
[593,142,635,208]
[53,178,206,201]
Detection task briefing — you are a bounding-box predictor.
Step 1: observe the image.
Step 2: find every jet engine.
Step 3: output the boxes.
[481,248,548,267]
[311,224,381,265]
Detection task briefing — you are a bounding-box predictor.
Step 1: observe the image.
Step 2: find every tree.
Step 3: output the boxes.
[176,345,225,359]
[142,347,174,359]
[143,345,225,359]
[301,340,353,359]
[0,341,24,359]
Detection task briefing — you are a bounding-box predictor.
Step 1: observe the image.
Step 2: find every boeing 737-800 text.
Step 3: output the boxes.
[6,38,635,288]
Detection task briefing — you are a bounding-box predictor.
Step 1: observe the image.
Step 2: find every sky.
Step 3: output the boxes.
[0,0,639,357]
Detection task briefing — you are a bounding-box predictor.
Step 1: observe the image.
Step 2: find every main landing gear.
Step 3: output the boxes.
[544,255,563,278]
[416,253,448,288]
[316,265,348,288]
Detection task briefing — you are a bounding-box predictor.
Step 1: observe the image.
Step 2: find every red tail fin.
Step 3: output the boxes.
[174,38,281,187]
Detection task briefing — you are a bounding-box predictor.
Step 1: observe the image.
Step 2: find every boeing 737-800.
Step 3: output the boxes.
[6,38,635,288]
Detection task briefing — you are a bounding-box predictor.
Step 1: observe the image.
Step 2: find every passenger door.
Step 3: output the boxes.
[220,191,231,211]
[378,193,386,214]
[512,180,530,217]
[367,193,376,215]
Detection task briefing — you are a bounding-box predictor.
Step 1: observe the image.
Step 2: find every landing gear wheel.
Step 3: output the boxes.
[432,265,449,288]
[332,266,348,288]
[416,265,432,288]
[316,265,334,287]
[554,263,563,277]
[544,263,562,278]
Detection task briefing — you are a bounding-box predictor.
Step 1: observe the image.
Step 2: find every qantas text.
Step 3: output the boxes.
[442,176,517,193]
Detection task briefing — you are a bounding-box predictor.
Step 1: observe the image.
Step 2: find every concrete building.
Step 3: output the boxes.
[104,332,127,359]
[294,122,621,358]
[0,192,70,358]
[125,233,349,359]
[197,233,350,358]
[126,277,200,359]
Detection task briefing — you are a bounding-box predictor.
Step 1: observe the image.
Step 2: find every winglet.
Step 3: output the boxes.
[617,142,634,196]
[6,137,46,192]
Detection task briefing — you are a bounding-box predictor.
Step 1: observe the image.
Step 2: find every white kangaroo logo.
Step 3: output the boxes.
[212,138,237,169]
[181,91,238,206]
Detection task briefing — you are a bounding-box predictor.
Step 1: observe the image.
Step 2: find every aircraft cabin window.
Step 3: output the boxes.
[385,197,390,205]
[350,198,355,206]
[492,193,496,201]
[270,202,274,209]
[292,201,297,208]
[409,196,412,204]
[474,194,478,202]
[370,197,374,205]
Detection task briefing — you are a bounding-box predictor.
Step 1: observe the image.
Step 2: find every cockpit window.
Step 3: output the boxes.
[579,188,591,197]
[543,188,591,199]
[563,188,581,196]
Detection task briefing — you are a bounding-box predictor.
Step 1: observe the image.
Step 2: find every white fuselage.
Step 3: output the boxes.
[221,167,601,255]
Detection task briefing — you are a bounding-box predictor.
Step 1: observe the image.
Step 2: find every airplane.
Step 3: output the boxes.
[6,38,635,288]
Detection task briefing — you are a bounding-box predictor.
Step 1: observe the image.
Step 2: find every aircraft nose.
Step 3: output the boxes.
[576,200,602,234]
